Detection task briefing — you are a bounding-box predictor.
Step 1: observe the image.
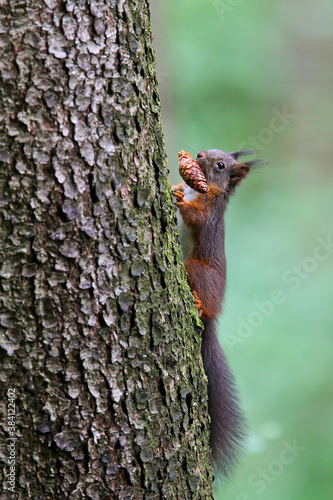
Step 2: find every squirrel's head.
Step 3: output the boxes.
[195,149,268,195]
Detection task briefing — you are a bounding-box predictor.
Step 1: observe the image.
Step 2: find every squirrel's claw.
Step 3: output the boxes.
[193,290,203,318]
[172,189,185,205]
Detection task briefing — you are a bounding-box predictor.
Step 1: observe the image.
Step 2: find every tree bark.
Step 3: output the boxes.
[0,0,213,498]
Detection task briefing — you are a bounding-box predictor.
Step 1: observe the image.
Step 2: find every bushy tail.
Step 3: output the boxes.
[201,317,246,478]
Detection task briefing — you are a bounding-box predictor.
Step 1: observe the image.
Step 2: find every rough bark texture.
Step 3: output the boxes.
[0,0,214,498]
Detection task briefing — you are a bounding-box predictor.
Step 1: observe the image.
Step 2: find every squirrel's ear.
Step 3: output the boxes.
[229,163,250,187]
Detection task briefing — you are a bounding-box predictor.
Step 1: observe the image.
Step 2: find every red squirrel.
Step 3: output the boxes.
[172,148,266,477]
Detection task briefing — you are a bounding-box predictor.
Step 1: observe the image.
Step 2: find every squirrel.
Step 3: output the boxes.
[172,148,266,477]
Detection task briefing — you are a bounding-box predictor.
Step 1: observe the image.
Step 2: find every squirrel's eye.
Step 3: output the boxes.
[217,162,225,171]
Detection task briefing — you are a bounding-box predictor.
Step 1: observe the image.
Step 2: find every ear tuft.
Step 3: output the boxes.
[230,149,260,160]
[246,158,270,169]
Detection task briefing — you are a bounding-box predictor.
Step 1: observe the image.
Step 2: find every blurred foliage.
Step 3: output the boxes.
[150,0,333,499]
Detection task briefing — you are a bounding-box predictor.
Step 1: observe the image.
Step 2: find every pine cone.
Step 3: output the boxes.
[178,150,208,194]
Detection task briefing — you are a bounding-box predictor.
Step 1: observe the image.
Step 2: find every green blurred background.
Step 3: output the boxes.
[150,0,333,498]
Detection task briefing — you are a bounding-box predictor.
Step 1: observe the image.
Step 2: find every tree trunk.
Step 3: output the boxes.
[0,0,214,498]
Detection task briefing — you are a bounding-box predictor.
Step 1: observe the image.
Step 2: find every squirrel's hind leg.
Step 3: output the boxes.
[185,259,222,320]
[193,290,203,318]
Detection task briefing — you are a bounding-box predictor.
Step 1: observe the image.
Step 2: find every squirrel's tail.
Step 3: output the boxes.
[201,317,246,478]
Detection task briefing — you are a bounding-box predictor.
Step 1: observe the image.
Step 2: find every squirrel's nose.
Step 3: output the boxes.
[196,151,205,160]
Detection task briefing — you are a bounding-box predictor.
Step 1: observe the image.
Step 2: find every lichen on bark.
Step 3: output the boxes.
[0,0,214,498]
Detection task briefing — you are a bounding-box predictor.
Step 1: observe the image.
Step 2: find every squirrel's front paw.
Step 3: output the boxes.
[172,189,185,206]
